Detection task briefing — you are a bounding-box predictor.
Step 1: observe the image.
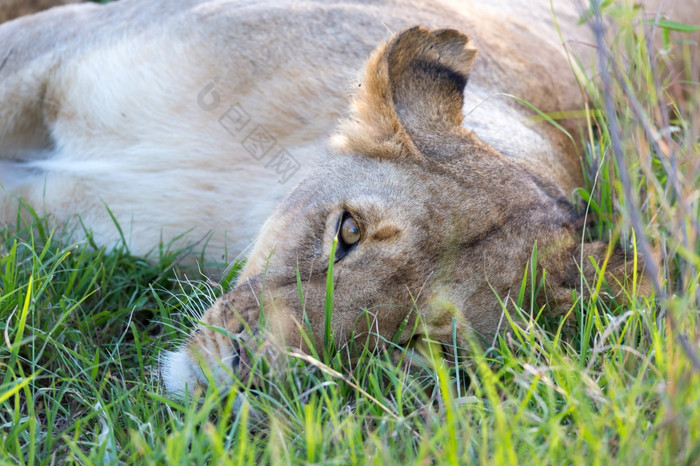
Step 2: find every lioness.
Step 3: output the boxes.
[0,0,691,396]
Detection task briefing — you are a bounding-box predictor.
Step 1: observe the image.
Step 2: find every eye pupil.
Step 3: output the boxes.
[340,216,361,245]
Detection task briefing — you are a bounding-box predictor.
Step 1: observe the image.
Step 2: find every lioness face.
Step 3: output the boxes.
[162,27,645,395]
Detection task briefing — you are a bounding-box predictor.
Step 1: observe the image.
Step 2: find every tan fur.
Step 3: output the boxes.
[0,0,696,396]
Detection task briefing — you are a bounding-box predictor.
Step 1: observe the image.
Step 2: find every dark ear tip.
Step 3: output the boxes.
[391,26,478,78]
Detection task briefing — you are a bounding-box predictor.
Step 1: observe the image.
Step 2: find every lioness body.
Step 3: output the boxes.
[1,1,691,396]
[0,0,587,263]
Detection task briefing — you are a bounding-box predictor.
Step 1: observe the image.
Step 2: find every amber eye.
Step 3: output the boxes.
[340,215,361,246]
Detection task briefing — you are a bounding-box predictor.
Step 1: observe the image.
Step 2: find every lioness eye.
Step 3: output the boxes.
[340,216,361,245]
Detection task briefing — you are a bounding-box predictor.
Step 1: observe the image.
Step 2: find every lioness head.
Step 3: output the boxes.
[162,27,648,395]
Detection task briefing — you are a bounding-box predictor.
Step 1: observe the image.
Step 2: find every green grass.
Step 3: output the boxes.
[1,4,699,464]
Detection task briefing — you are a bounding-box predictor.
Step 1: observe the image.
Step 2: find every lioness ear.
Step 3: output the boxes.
[546,241,653,311]
[333,26,477,159]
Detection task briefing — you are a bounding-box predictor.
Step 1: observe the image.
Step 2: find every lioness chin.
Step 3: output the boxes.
[3,0,691,398]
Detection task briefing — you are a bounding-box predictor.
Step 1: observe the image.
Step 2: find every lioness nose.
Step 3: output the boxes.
[228,328,260,384]
[203,277,266,378]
